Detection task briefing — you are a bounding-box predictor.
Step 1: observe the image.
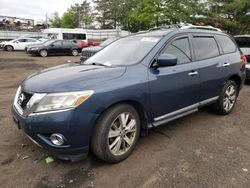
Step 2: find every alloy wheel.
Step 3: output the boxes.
[72,50,78,56]
[6,46,13,51]
[223,85,237,112]
[107,112,137,156]
[40,50,47,57]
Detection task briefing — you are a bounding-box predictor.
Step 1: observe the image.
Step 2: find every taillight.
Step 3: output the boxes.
[241,55,247,70]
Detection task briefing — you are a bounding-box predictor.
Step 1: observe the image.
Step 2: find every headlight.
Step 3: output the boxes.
[33,90,94,113]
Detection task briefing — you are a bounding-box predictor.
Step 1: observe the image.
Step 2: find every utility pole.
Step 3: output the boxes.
[45,13,48,28]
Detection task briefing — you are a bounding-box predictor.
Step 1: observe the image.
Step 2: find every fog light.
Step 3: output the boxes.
[50,134,65,146]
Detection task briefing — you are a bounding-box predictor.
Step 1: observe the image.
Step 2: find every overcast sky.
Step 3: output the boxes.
[0,0,91,21]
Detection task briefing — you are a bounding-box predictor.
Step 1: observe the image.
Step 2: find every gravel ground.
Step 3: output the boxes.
[0,51,249,188]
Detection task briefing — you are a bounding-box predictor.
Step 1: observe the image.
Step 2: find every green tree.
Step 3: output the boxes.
[61,11,77,28]
[70,0,94,28]
[200,0,250,34]
[122,0,203,32]
[50,12,62,28]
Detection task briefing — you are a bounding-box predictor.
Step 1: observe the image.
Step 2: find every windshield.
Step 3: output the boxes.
[85,36,160,66]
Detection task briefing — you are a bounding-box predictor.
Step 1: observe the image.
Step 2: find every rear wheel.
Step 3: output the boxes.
[40,50,48,57]
[72,49,78,56]
[5,45,13,51]
[91,104,140,163]
[214,80,238,115]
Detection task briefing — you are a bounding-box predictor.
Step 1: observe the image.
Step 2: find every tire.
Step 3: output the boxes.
[72,49,78,56]
[40,50,48,57]
[214,80,238,115]
[5,45,13,51]
[91,104,140,163]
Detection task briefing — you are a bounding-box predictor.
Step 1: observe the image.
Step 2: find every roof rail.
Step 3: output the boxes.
[148,23,222,32]
[148,24,182,31]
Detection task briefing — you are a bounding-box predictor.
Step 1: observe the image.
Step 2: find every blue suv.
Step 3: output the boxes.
[12,28,246,163]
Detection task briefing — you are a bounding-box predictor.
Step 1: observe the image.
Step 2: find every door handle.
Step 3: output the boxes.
[188,71,198,76]
[223,62,230,67]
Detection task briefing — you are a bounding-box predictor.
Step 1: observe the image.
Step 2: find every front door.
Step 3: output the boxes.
[149,35,200,122]
[49,40,63,55]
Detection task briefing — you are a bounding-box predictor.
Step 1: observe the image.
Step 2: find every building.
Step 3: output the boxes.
[0,15,34,30]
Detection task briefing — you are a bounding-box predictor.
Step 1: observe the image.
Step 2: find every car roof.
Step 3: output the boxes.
[132,28,225,38]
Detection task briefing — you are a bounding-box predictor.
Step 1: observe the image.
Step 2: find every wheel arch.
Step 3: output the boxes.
[97,99,150,133]
[39,49,48,56]
[228,74,241,91]
[5,45,14,51]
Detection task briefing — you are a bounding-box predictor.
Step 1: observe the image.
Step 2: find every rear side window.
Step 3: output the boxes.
[162,37,191,64]
[52,41,62,46]
[216,35,236,54]
[63,40,73,46]
[193,37,219,60]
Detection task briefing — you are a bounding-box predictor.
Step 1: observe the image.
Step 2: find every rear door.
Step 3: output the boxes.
[149,35,201,121]
[25,38,38,46]
[191,34,233,101]
[62,40,72,54]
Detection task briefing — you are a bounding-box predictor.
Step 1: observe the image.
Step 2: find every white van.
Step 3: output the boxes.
[42,28,88,43]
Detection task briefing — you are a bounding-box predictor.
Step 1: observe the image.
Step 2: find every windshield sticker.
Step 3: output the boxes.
[141,37,159,43]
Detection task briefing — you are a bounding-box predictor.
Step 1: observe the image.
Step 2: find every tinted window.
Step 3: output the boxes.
[63,40,73,46]
[63,33,86,40]
[52,41,62,46]
[193,37,219,60]
[26,39,36,42]
[162,37,191,64]
[216,35,236,54]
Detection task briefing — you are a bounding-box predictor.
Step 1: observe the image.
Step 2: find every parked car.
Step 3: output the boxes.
[25,39,82,57]
[80,38,117,61]
[234,35,250,80]
[12,28,246,163]
[0,38,41,51]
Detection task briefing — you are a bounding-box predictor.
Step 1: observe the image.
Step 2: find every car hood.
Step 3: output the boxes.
[82,46,103,53]
[22,63,126,93]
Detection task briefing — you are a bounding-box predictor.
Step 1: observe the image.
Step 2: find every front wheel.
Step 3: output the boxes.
[40,50,48,57]
[91,104,140,163]
[5,45,13,51]
[214,80,238,115]
[71,49,78,56]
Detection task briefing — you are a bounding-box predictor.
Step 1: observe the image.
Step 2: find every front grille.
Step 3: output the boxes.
[17,91,33,109]
[81,51,95,58]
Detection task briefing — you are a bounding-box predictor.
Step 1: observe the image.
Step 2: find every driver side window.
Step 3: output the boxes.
[161,37,191,64]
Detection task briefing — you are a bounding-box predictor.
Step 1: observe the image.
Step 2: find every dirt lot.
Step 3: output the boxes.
[0,51,249,188]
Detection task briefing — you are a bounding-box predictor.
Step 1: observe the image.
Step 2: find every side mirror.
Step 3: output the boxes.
[156,54,177,67]
[51,44,55,47]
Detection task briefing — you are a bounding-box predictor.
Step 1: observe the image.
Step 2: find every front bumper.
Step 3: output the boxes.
[0,44,5,49]
[12,105,98,161]
[26,49,40,55]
